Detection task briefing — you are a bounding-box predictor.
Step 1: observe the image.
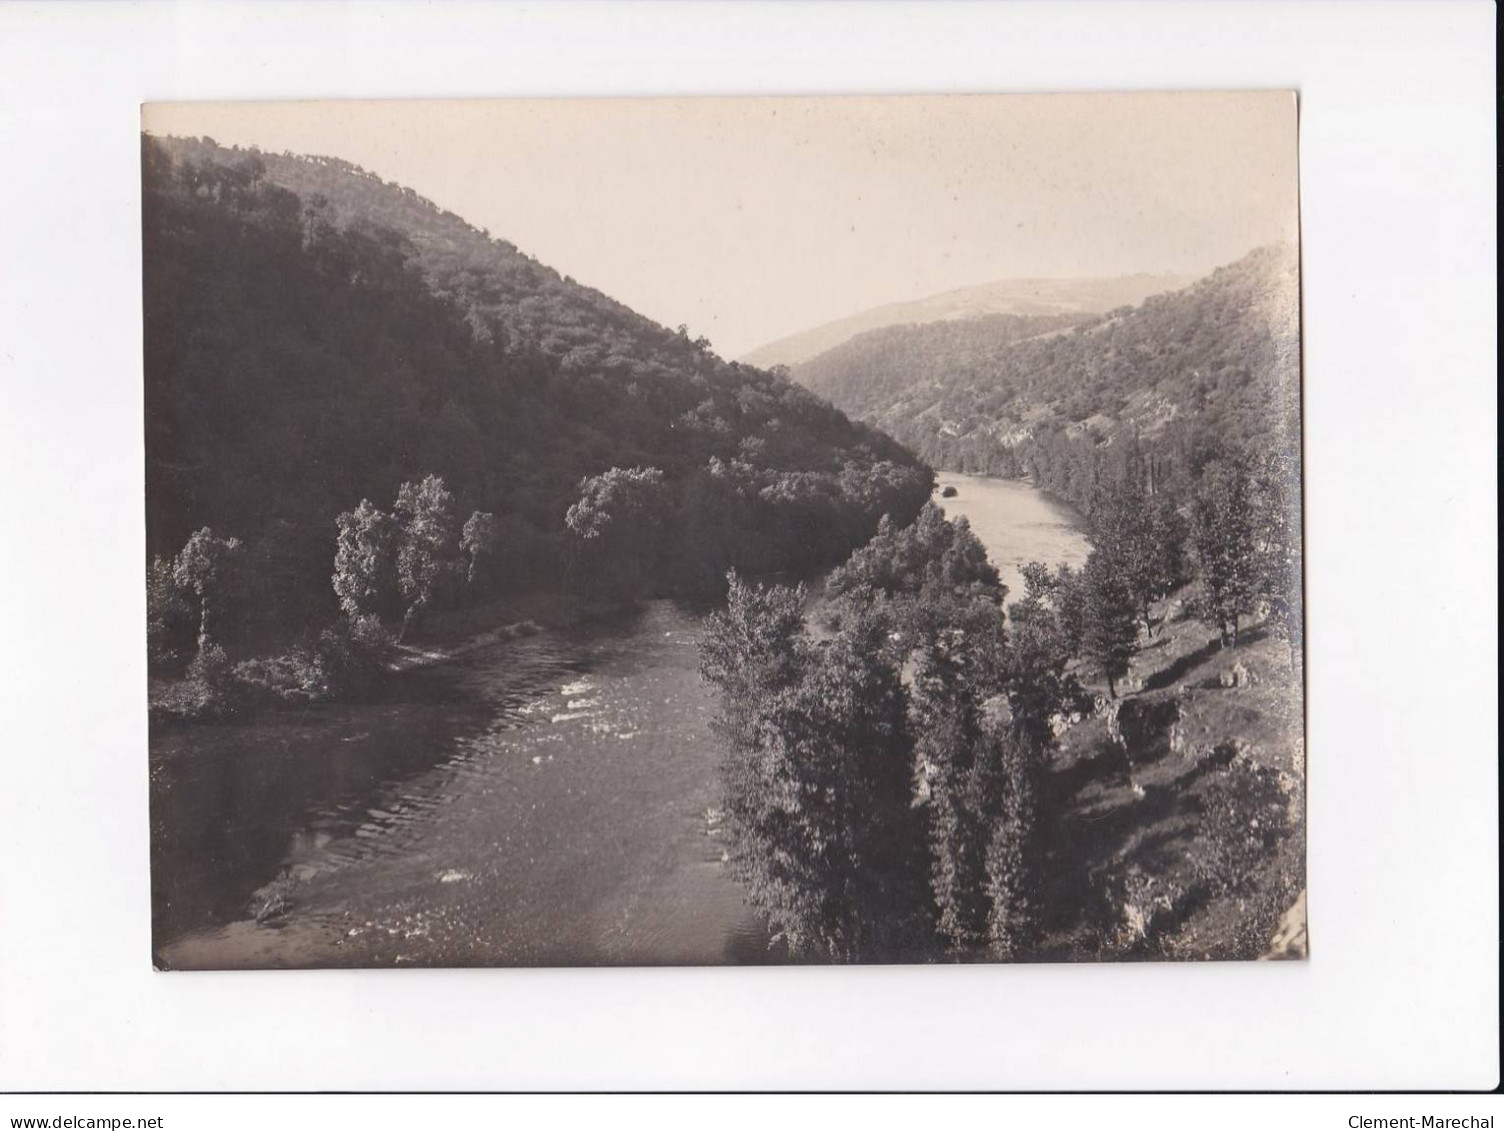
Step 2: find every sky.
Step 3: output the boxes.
[143,92,1299,360]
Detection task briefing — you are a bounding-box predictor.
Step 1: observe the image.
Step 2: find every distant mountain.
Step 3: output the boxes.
[143,135,932,623]
[788,246,1299,511]
[741,273,1193,369]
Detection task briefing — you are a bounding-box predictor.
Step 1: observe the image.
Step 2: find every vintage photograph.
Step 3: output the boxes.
[143,92,1304,970]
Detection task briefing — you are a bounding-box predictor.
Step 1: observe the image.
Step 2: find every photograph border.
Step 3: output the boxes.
[0,0,1495,1093]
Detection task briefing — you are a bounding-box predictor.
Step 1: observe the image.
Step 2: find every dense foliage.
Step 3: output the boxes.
[695,455,1301,960]
[790,313,1090,421]
[700,581,933,960]
[699,506,1080,962]
[143,134,932,650]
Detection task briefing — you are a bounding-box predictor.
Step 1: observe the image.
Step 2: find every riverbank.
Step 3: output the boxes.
[147,587,651,728]
[383,588,636,673]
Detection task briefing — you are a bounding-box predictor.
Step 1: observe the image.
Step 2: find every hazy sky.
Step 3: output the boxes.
[144,93,1298,359]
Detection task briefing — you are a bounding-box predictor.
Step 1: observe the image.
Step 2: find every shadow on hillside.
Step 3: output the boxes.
[1036,660,1254,953]
[1038,741,1200,940]
[1142,634,1224,692]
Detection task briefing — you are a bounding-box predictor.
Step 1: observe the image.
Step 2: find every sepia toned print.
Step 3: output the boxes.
[143,93,1303,969]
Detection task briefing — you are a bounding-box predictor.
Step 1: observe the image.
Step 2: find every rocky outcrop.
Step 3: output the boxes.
[1219,661,1257,689]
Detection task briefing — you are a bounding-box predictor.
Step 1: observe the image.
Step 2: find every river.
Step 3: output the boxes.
[932,471,1091,605]
[151,475,1088,969]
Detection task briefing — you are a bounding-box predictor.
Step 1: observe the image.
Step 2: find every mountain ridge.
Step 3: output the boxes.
[788,244,1299,511]
[741,271,1194,369]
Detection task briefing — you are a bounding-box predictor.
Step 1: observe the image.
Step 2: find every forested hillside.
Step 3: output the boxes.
[143,134,931,645]
[792,246,1300,512]
[741,272,1190,370]
[154,134,703,365]
[793,312,1093,421]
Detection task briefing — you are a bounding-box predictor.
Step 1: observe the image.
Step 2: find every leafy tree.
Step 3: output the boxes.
[1019,561,1055,601]
[1004,590,1083,748]
[697,571,809,751]
[1145,496,1190,628]
[674,458,752,592]
[982,725,1044,959]
[310,613,395,699]
[1191,460,1258,646]
[332,499,398,616]
[699,574,930,961]
[171,527,246,650]
[394,474,462,638]
[829,503,1001,605]
[565,466,670,598]
[826,503,1004,654]
[1080,550,1138,698]
[147,555,195,667]
[460,510,503,590]
[1090,482,1188,637]
[911,624,1010,952]
[1022,560,1086,659]
[837,510,1069,958]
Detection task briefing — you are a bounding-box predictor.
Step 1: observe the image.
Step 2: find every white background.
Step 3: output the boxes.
[0,0,1496,1093]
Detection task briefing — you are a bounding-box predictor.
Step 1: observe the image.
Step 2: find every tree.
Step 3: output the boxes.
[1022,560,1086,659]
[826,502,1004,654]
[1004,589,1082,748]
[674,458,751,593]
[1089,482,1187,637]
[393,474,462,638]
[1143,496,1189,633]
[460,510,503,590]
[332,499,397,616]
[1080,550,1138,698]
[827,510,1063,958]
[172,527,246,651]
[699,574,930,961]
[982,725,1044,959]
[147,555,194,667]
[564,466,670,598]
[911,624,1009,952]
[828,502,1002,607]
[1191,460,1258,646]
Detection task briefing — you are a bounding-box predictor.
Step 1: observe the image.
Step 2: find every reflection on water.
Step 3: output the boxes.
[933,472,1091,605]
[152,602,775,968]
[151,476,1086,969]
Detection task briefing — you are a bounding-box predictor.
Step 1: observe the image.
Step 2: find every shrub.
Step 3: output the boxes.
[310,614,394,699]
[152,643,241,721]
[1194,756,1290,897]
[231,652,323,706]
[186,643,234,695]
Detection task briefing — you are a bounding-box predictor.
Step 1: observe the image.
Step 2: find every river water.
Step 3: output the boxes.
[932,472,1091,605]
[151,475,1088,969]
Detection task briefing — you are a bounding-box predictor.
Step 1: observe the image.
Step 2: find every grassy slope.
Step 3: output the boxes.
[1034,590,1306,961]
